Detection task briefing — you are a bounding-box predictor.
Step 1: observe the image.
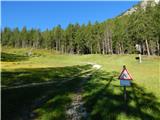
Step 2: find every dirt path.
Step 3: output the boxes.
[66,63,102,120]
[6,63,102,120]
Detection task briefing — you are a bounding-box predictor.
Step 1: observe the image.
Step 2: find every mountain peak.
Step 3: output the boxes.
[123,0,159,16]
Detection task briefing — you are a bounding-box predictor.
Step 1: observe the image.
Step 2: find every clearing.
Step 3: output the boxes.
[1,48,160,120]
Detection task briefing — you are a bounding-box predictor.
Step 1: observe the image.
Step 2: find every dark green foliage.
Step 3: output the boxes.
[1,4,160,55]
[1,52,28,62]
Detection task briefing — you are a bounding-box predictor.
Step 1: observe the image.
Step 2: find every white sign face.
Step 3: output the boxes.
[135,44,141,52]
[119,69,132,80]
[120,80,131,86]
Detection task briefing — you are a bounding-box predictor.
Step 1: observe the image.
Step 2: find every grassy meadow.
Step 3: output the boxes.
[1,47,160,120]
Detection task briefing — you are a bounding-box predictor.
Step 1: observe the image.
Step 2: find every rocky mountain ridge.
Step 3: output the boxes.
[123,0,160,16]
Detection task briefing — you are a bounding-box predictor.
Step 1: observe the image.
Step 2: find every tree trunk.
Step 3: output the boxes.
[77,45,80,54]
[56,41,58,51]
[59,39,61,51]
[65,42,67,53]
[90,44,93,54]
[145,39,150,56]
[156,39,160,56]
[110,37,113,54]
[121,43,124,54]
[102,41,105,55]
[22,40,25,48]
[104,37,107,54]
[99,42,101,54]
[106,38,109,54]
[142,43,145,55]
[119,43,121,54]
[61,45,64,54]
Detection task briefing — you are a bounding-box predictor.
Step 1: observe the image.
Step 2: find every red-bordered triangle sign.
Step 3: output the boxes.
[119,68,133,80]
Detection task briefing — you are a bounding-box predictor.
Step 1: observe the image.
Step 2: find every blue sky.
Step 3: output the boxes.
[2,1,139,30]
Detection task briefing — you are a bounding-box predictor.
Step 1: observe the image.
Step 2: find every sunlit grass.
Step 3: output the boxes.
[1,48,160,120]
[1,48,159,97]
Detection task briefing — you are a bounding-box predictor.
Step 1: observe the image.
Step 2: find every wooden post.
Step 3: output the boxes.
[139,54,142,63]
[135,44,142,63]
[123,65,126,69]
[124,86,127,102]
[123,65,127,102]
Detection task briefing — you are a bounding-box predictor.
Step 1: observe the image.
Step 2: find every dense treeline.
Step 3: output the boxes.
[1,4,160,55]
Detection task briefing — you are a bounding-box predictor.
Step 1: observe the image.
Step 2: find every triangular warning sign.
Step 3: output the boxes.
[119,68,133,80]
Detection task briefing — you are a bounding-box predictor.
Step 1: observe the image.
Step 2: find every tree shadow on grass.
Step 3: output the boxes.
[1,52,28,62]
[1,64,93,120]
[83,70,160,120]
[2,67,160,120]
[1,64,92,87]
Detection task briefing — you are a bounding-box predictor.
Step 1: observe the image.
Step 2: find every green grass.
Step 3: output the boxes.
[1,48,160,120]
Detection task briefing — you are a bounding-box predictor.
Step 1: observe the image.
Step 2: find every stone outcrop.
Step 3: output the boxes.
[123,0,159,16]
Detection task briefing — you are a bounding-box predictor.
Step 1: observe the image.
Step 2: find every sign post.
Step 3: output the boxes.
[119,65,133,102]
[124,86,126,101]
[135,44,142,63]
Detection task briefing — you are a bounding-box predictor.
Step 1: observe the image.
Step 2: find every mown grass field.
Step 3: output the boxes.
[1,47,160,120]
